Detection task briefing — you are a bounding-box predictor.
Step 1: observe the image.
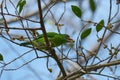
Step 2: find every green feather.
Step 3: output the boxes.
[35,32,58,39]
[20,32,74,50]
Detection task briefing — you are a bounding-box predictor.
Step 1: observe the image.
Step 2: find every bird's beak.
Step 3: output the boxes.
[67,37,74,43]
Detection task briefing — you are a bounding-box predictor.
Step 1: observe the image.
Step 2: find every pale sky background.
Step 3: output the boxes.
[0,0,119,80]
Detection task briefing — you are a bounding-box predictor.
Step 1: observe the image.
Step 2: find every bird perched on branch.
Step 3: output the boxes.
[20,32,74,50]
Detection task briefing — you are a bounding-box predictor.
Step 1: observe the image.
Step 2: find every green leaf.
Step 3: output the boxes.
[96,20,104,32]
[17,0,26,14]
[81,28,92,40]
[71,5,82,18]
[89,0,96,12]
[0,54,3,61]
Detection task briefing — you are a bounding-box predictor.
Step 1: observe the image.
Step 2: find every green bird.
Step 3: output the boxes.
[20,32,74,50]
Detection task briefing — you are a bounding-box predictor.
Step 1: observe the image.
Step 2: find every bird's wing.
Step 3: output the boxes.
[48,34,67,47]
[35,32,58,40]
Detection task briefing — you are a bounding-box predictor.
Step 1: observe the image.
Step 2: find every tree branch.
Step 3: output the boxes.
[63,59,120,80]
[37,0,67,77]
